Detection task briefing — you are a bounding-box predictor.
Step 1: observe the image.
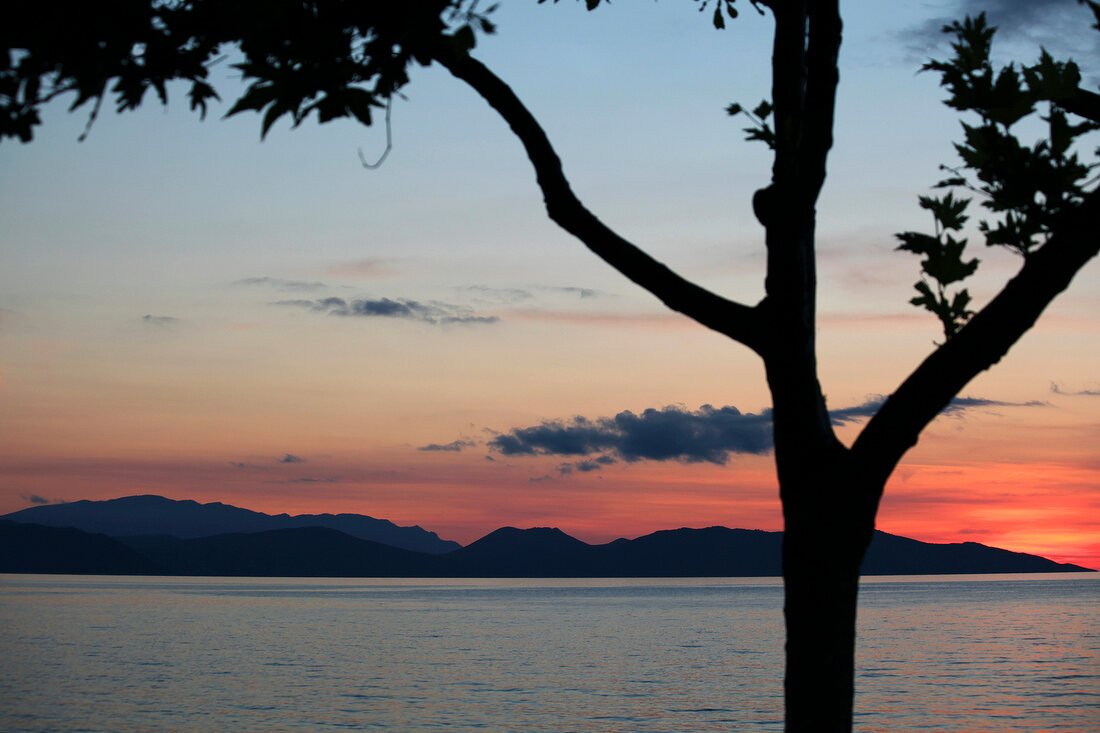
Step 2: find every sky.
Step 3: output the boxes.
[1,0,1097,568]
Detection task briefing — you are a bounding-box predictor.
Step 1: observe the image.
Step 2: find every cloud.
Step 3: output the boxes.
[506,309,688,329]
[284,476,339,484]
[829,396,887,425]
[419,440,477,452]
[540,286,608,299]
[830,394,1046,425]
[280,454,305,463]
[21,493,53,505]
[486,395,1050,466]
[464,285,534,303]
[1051,382,1100,397]
[462,285,612,304]
[951,0,1082,38]
[489,405,773,465]
[235,276,327,292]
[903,0,1098,58]
[276,297,498,325]
[939,396,1048,415]
[229,461,268,469]
[142,314,180,326]
[559,456,617,474]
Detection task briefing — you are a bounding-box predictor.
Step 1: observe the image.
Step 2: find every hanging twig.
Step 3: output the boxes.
[358,96,393,169]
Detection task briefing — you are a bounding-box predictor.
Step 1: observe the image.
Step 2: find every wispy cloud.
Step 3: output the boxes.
[276,297,498,325]
[463,285,534,303]
[462,285,612,305]
[941,396,1048,414]
[20,493,60,505]
[952,0,1085,38]
[903,0,1098,59]
[280,453,305,463]
[418,439,478,452]
[235,276,327,292]
[142,314,181,326]
[558,456,617,475]
[538,286,609,299]
[829,397,887,425]
[1051,381,1100,397]
[506,309,689,329]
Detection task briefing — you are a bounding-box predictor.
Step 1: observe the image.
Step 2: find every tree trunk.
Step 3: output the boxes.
[780,470,878,733]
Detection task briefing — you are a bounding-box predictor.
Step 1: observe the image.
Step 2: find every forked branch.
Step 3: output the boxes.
[851,187,1100,486]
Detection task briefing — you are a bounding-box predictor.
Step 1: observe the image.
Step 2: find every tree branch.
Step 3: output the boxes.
[757,2,845,463]
[851,188,1100,486]
[1062,87,1100,123]
[799,1,841,204]
[433,45,766,355]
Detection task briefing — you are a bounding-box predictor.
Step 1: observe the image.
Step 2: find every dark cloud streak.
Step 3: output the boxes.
[489,405,773,466]
[1051,382,1100,396]
[236,276,327,292]
[419,440,477,452]
[276,297,498,325]
[903,0,1098,59]
[142,314,180,326]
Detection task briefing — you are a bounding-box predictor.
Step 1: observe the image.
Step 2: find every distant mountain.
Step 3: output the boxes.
[861,532,1090,575]
[591,527,784,577]
[440,526,1091,577]
[0,520,159,575]
[1,518,1091,577]
[1,495,460,555]
[445,526,592,576]
[145,527,442,577]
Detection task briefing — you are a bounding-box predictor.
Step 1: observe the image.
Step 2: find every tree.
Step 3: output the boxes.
[4,1,1097,730]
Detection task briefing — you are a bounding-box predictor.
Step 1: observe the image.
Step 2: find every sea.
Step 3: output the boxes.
[1,573,1096,732]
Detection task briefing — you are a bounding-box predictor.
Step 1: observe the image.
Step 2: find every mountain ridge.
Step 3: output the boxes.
[0,496,1093,577]
[1,494,460,555]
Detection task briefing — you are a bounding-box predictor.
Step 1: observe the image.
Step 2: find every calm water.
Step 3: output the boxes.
[1,574,1096,732]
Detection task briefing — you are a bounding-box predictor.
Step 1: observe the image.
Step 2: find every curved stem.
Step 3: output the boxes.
[433,45,766,354]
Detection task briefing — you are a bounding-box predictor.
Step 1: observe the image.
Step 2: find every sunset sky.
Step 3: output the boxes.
[1,0,1097,568]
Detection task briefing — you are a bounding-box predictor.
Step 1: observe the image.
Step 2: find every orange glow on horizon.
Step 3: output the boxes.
[2,447,1095,569]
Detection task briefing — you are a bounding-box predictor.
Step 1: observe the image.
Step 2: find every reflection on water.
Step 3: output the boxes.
[1,574,1096,732]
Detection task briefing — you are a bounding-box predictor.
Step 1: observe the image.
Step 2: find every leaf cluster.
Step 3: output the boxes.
[542,0,765,29]
[726,99,775,149]
[922,12,1099,257]
[895,193,979,339]
[898,6,1099,340]
[1,1,221,141]
[694,0,764,29]
[1,0,493,143]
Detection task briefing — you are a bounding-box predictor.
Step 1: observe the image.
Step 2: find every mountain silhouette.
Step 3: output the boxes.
[445,526,592,576]
[145,526,441,577]
[1,509,1092,577]
[0,519,160,575]
[591,527,784,576]
[1,494,459,554]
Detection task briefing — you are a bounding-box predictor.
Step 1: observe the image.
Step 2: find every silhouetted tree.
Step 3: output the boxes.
[4,1,1098,730]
